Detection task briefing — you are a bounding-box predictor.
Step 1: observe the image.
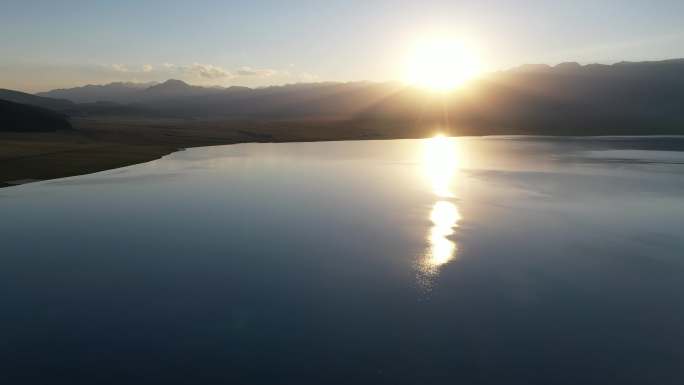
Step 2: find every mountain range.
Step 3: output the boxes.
[32,79,406,119]
[2,59,684,134]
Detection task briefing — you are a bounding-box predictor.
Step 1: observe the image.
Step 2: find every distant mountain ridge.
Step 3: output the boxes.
[3,58,684,134]
[360,58,684,135]
[38,59,684,105]
[38,81,157,103]
[38,79,233,103]
[135,79,226,102]
[36,79,406,119]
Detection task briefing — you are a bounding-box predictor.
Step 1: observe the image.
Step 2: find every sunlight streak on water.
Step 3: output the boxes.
[423,134,461,198]
[418,135,463,289]
[426,200,461,266]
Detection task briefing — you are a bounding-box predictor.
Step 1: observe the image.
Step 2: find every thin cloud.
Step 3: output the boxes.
[183,63,233,79]
[236,67,277,77]
[98,62,314,86]
[110,64,130,72]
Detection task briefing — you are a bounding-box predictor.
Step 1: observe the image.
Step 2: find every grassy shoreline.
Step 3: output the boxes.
[0,117,432,187]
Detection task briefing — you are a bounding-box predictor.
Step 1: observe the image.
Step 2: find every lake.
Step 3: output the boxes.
[2,136,684,385]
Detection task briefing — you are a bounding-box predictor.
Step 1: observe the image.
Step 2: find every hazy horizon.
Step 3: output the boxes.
[4,57,684,95]
[2,0,684,93]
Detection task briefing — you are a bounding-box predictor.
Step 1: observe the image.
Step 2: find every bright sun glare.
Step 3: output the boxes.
[404,38,482,92]
[419,134,463,280]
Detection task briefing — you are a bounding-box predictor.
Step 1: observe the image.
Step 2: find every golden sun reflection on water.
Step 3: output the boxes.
[423,134,460,198]
[426,200,461,266]
[418,135,462,288]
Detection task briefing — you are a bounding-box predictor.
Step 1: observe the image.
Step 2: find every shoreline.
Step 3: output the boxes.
[3,117,683,188]
[0,117,422,188]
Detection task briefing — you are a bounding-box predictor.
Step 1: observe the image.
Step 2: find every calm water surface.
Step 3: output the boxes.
[2,136,684,384]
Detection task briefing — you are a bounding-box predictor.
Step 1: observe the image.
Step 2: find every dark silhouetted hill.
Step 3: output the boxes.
[0,99,72,132]
[0,88,75,111]
[2,88,164,117]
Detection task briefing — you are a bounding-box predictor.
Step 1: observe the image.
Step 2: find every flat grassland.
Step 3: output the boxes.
[0,117,430,187]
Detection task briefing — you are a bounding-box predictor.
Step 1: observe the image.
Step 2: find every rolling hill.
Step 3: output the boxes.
[0,99,72,132]
[0,88,75,111]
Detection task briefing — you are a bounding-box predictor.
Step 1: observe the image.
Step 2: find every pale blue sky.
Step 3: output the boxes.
[2,0,683,92]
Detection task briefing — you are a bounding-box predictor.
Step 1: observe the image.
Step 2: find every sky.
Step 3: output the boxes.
[2,0,684,93]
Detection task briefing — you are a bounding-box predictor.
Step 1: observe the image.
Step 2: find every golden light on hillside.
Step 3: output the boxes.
[404,38,482,92]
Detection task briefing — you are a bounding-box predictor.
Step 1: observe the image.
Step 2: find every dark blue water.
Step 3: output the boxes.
[2,136,684,385]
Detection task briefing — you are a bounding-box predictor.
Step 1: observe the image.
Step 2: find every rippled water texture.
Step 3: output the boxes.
[2,136,684,385]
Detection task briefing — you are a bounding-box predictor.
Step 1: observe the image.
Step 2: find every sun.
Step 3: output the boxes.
[404,38,482,92]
